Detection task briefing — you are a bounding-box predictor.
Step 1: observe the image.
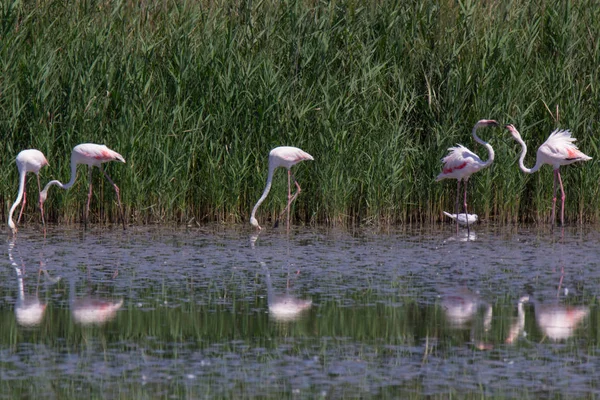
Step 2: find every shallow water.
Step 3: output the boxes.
[1,223,600,398]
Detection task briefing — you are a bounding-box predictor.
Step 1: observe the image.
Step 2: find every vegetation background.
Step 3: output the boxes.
[1,0,599,226]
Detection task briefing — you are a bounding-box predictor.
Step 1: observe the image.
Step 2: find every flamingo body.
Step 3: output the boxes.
[269,146,313,170]
[534,303,589,341]
[40,143,126,228]
[437,119,498,233]
[72,298,124,325]
[533,129,591,168]
[71,143,125,166]
[8,149,49,233]
[250,146,314,230]
[436,145,488,182]
[505,124,591,226]
[269,296,313,322]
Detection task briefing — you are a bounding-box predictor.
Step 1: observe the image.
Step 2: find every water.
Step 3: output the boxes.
[1,224,600,399]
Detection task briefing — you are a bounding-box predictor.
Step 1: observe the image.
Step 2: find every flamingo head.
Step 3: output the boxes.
[504,124,522,140]
[476,119,499,128]
[8,219,16,233]
[250,217,262,230]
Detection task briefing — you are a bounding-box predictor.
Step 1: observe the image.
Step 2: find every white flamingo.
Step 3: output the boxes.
[250,146,313,230]
[505,124,591,227]
[8,149,49,233]
[437,120,498,234]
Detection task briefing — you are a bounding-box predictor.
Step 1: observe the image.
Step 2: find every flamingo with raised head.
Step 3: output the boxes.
[505,124,591,227]
[8,149,49,233]
[250,146,313,230]
[39,143,126,229]
[437,119,498,234]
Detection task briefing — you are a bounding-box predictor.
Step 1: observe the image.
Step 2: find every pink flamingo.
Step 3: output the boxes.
[436,119,498,234]
[250,146,314,230]
[8,149,49,233]
[505,124,591,227]
[39,143,126,229]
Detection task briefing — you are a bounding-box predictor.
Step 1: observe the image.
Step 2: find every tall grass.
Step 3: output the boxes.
[1,0,599,226]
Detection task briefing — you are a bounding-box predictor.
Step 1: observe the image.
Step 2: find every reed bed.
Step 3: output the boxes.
[1,0,599,226]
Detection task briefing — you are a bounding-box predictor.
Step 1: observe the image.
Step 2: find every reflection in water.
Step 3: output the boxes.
[505,296,529,344]
[261,262,312,322]
[446,231,477,242]
[534,301,589,341]
[14,267,46,327]
[441,288,492,350]
[5,226,600,398]
[251,234,312,322]
[70,277,123,326]
[441,288,490,329]
[8,239,59,327]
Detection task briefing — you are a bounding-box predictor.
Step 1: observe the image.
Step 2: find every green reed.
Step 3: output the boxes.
[1,0,599,226]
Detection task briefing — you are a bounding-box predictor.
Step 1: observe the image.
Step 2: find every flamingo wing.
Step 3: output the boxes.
[436,145,485,181]
[74,143,126,165]
[272,146,313,163]
[538,129,591,166]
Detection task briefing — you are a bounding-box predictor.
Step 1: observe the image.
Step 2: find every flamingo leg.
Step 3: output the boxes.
[17,190,26,224]
[274,174,302,229]
[463,179,470,236]
[557,170,566,227]
[557,264,564,298]
[100,164,126,230]
[85,166,93,228]
[289,176,302,209]
[37,174,45,227]
[551,169,558,229]
[287,169,292,230]
[455,180,460,234]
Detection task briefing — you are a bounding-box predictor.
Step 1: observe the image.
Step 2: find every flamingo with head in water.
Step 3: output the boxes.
[250,146,314,230]
[8,149,49,233]
[39,143,126,229]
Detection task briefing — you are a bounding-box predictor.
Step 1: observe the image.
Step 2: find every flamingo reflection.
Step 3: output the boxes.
[441,288,492,350]
[505,296,529,344]
[70,277,123,326]
[441,288,491,329]
[445,231,477,243]
[8,239,60,327]
[534,301,588,341]
[261,262,312,322]
[251,234,312,322]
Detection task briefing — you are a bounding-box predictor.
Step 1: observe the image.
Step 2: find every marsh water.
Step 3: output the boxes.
[2,223,600,399]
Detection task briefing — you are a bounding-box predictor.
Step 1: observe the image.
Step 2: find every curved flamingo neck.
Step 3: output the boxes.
[472,125,495,168]
[260,262,275,306]
[250,164,277,224]
[41,157,79,195]
[8,169,27,231]
[514,135,542,174]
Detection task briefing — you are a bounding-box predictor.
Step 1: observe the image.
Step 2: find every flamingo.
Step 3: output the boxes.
[260,261,312,322]
[250,146,314,230]
[436,119,498,234]
[533,300,589,341]
[8,149,49,233]
[505,124,591,227]
[69,276,123,326]
[39,143,126,229]
[505,296,529,344]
